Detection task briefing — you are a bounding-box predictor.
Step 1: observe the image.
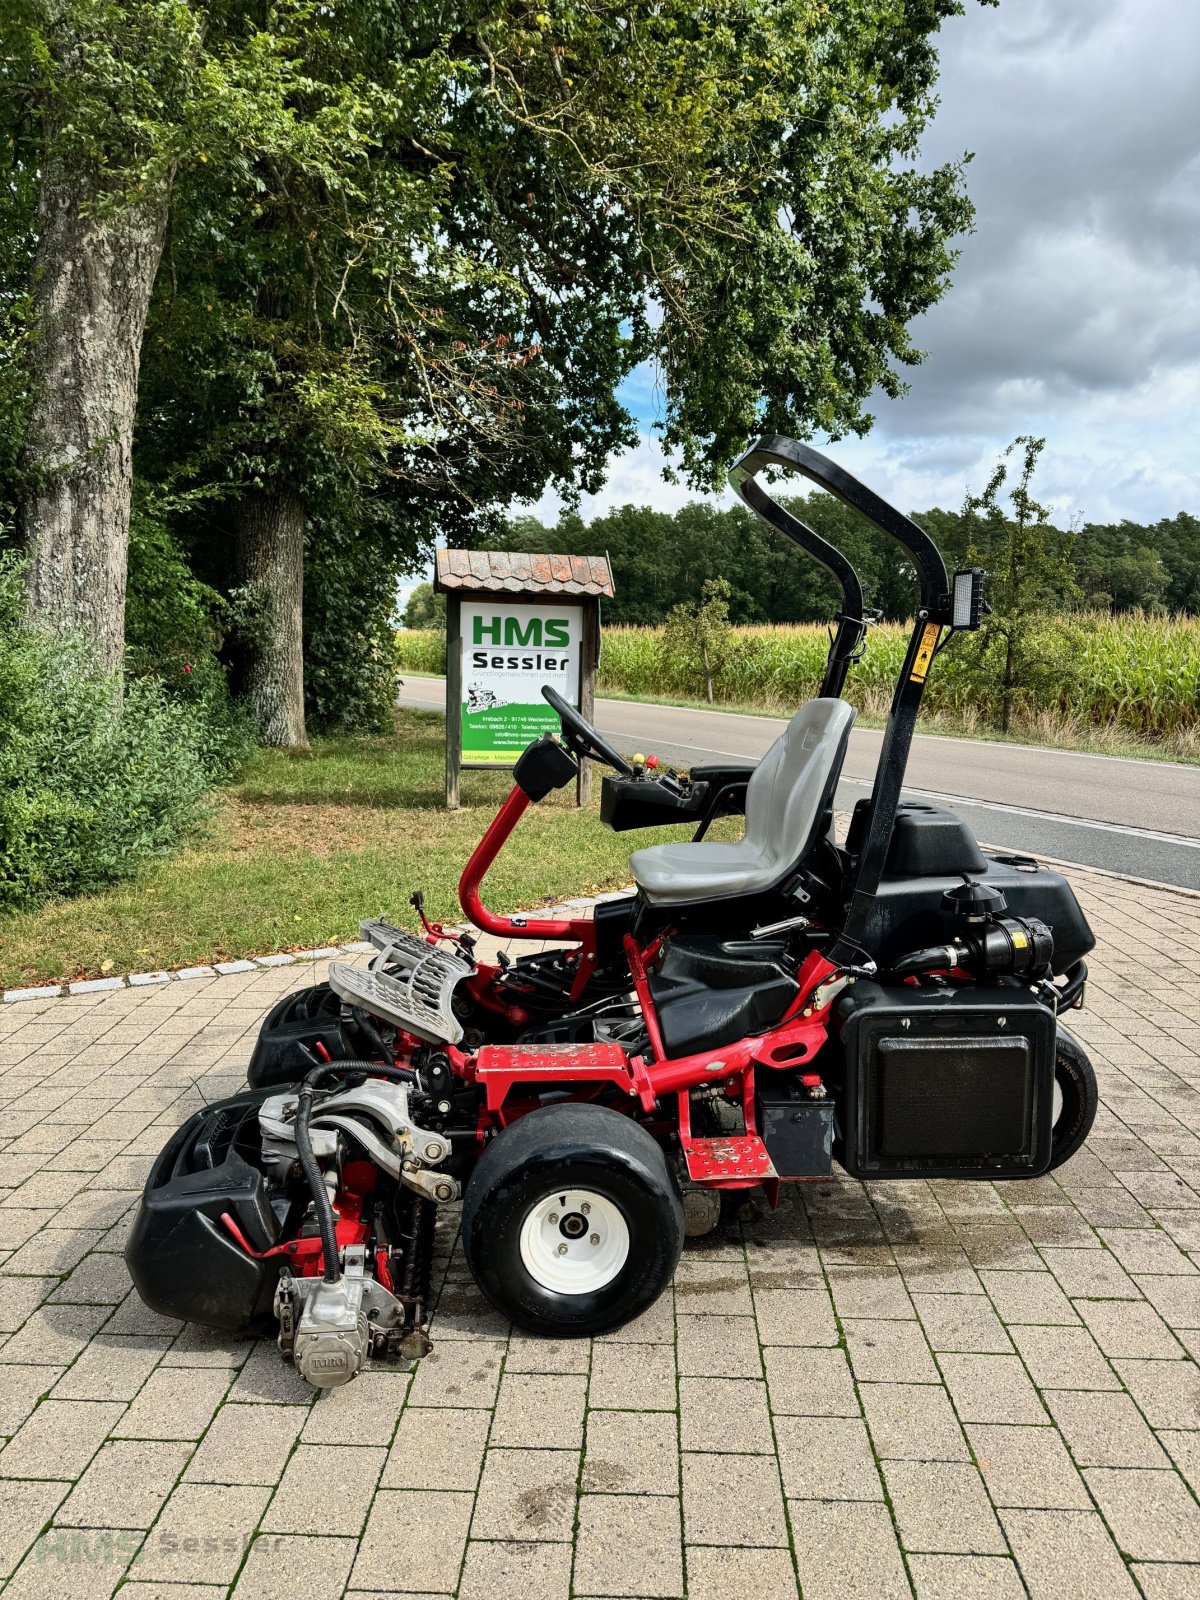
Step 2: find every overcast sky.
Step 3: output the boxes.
[527,0,1200,529]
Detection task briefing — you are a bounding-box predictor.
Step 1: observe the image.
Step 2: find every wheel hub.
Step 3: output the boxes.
[519,1189,630,1295]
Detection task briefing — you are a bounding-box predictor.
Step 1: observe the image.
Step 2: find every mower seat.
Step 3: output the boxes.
[629,698,855,906]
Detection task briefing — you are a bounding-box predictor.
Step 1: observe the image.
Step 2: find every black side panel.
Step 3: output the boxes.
[247,983,346,1089]
[846,800,987,877]
[125,1092,285,1332]
[863,858,1095,975]
[649,936,797,1058]
[835,981,1057,1179]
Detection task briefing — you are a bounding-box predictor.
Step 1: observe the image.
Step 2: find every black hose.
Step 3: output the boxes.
[294,1059,417,1284]
[350,1005,394,1066]
[294,1080,341,1284]
[887,943,960,980]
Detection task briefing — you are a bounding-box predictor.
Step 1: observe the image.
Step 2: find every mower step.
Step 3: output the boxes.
[328,931,472,1045]
[359,918,411,953]
[682,1134,777,1185]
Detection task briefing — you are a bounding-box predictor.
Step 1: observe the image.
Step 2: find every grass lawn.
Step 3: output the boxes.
[0,710,696,990]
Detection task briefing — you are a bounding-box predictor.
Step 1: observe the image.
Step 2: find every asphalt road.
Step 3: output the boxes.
[398,676,1200,891]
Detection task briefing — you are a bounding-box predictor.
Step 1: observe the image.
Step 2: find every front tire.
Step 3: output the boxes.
[462,1104,684,1337]
[1047,1026,1098,1171]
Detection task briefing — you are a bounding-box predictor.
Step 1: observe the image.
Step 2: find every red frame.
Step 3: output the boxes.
[433,782,843,1188]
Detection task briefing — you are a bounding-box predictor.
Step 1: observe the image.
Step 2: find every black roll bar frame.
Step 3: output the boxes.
[729,434,953,966]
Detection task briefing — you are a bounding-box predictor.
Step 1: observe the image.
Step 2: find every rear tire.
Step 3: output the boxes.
[462,1104,684,1337]
[1047,1026,1098,1171]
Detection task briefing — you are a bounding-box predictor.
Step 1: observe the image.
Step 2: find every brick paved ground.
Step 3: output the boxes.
[1,864,1199,1599]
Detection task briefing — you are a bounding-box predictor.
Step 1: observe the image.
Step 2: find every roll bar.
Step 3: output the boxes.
[729,435,961,966]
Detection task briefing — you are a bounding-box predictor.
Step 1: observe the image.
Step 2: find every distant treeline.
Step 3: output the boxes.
[455,495,1200,626]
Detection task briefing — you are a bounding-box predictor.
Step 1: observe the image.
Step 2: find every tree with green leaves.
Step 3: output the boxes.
[6,0,989,744]
[946,437,1079,732]
[661,576,735,703]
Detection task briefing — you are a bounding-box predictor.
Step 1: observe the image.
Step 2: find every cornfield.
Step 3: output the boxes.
[396,612,1199,749]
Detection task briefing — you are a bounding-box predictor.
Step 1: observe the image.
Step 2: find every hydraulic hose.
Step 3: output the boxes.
[294,1059,417,1284]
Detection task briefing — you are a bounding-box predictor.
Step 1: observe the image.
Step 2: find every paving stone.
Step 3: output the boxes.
[680,1376,774,1453]
[0,1479,71,1581]
[1,1525,137,1599]
[299,1368,410,1445]
[574,1494,684,1597]
[1074,1295,1184,1358]
[675,1311,763,1375]
[184,1402,305,1485]
[471,1448,579,1541]
[58,1439,191,1528]
[685,1545,798,1600]
[938,1353,1048,1423]
[1135,1273,1200,1326]
[775,1413,882,1500]
[672,1260,753,1316]
[134,1481,271,1583]
[459,1538,573,1600]
[682,1453,787,1546]
[1131,1562,1200,1600]
[1083,1466,1200,1560]
[1038,1247,1141,1299]
[1112,1357,1200,1428]
[261,1442,384,1535]
[231,1533,357,1600]
[1045,1388,1170,1467]
[883,1459,1006,1554]
[788,1499,910,1600]
[913,1292,1013,1353]
[584,1408,679,1494]
[490,1371,588,1449]
[405,1338,506,1408]
[762,1343,858,1417]
[1100,1228,1198,1276]
[0,1397,124,1478]
[224,1341,313,1405]
[114,1366,233,1440]
[751,1288,839,1347]
[0,1363,61,1435]
[1,1303,111,1365]
[352,1488,474,1591]
[860,1380,970,1461]
[505,1334,592,1373]
[907,1553,1027,1599]
[589,1342,677,1410]
[827,1264,914,1320]
[1011,1324,1121,1390]
[967,1422,1091,1508]
[383,1405,491,1491]
[979,1269,1080,1325]
[844,1317,940,1383]
[999,1508,1141,1599]
[51,1337,167,1401]
[0,1274,56,1333]
[594,1288,676,1344]
[892,1245,983,1297]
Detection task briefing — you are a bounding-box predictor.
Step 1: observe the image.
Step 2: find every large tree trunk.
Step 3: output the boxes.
[20,143,169,676]
[236,488,309,747]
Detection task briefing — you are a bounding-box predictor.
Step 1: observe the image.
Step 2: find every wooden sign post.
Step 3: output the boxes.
[435,551,614,809]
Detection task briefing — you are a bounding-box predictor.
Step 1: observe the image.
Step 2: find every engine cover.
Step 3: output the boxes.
[835,981,1057,1179]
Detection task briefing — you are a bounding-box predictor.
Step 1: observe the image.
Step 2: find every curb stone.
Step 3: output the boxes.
[0,895,622,1004]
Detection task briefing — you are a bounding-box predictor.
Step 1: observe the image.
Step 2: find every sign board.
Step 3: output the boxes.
[458,600,583,765]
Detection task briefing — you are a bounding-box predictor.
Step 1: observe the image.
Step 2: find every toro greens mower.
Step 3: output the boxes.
[126,437,1098,1388]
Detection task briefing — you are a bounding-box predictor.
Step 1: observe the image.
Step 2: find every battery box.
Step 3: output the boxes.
[835,981,1057,1180]
[757,1078,836,1178]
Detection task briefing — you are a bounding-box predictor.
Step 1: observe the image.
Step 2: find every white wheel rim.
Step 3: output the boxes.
[1053,1077,1064,1129]
[518,1188,630,1295]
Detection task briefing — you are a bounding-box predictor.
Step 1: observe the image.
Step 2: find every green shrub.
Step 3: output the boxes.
[0,559,253,910]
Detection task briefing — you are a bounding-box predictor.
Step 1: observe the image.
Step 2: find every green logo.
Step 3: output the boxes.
[471,614,570,647]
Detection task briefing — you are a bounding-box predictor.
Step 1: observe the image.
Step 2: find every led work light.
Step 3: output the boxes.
[951,567,985,630]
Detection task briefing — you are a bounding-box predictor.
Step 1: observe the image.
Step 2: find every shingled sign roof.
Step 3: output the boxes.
[435,549,614,598]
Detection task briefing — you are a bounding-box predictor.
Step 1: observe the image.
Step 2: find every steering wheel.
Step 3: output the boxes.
[541,685,633,775]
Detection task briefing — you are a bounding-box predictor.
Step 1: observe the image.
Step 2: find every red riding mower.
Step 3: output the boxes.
[127,437,1097,1388]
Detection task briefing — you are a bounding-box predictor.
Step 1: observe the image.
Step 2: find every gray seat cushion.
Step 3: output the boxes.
[629,698,856,906]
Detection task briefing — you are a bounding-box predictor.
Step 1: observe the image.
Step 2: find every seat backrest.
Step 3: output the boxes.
[743,698,856,878]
